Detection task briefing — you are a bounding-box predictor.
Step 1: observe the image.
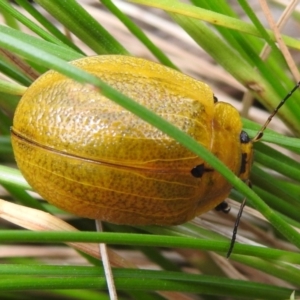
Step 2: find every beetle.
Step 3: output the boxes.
[10,55,297,231]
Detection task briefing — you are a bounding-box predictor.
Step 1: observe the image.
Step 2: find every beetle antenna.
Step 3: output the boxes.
[227,83,300,257]
[252,81,300,142]
[227,196,247,258]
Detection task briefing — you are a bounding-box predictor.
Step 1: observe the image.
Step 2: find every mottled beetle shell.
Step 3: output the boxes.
[11,55,252,225]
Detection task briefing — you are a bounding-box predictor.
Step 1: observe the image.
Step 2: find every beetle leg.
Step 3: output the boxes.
[226,197,247,258]
[215,201,231,213]
[191,164,214,178]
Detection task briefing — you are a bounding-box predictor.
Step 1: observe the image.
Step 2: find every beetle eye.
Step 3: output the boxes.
[191,164,205,178]
[240,130,250,143]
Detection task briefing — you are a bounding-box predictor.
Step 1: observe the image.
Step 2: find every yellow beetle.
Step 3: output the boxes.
[11,55,253,225]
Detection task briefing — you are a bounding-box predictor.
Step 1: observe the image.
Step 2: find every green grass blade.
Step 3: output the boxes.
[0,24,300,252]
[101,0,178,69]
[0,0,71,47]
[14,0,84,53]
[35,0,128,54]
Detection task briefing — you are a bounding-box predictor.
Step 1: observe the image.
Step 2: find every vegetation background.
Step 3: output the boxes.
[0,0,300,299]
